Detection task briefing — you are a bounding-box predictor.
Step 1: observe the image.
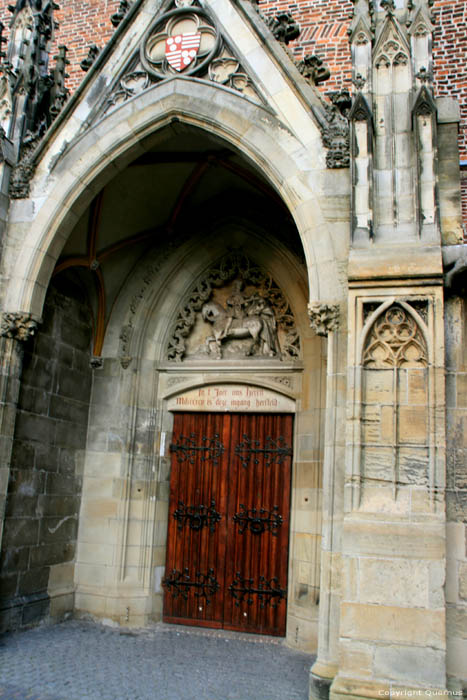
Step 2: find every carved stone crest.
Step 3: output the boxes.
[167,254,300,362]
[96,0,263,121]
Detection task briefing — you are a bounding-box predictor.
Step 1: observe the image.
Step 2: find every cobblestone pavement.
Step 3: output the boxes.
[0,620,315,700]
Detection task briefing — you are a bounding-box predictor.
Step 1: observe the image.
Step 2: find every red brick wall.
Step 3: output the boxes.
[432,0,467,161]
[258,0,353,96]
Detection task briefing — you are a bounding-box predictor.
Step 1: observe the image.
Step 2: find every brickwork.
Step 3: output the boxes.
[258,0,353,96]
[432,0,467,161]
[0,280,93,633]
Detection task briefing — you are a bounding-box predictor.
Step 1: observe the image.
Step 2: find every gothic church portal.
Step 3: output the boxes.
[0,0,466,699]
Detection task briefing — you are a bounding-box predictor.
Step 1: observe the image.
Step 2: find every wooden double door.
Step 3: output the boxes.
[163,412,293,636]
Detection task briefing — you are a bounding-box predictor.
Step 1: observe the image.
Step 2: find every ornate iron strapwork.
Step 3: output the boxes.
[233,504,283,536]
[170,433,224,465]
[162,568,220,605]
[173,500,222,534]
[229,573,286,609]
[234,434,292,469]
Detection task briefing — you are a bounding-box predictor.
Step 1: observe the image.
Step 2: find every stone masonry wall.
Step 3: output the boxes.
[445,295,467,693]
[0,281,93,632]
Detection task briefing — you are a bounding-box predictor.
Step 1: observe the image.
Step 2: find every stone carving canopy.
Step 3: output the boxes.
[167,254,300,362]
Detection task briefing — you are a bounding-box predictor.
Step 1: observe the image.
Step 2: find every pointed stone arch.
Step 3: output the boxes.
[4,79,341,322]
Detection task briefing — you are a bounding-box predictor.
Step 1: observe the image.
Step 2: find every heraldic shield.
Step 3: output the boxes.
[166,33,201,71]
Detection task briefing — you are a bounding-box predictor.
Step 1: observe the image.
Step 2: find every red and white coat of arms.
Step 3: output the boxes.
[165,33,201,72]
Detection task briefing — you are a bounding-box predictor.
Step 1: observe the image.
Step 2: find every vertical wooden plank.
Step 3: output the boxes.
[164,410,293,636]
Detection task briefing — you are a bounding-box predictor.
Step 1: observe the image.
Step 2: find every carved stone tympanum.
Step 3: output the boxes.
[167,254,300,361]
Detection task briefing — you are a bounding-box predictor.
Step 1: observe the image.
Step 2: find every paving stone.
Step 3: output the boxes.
[0,619,315,700]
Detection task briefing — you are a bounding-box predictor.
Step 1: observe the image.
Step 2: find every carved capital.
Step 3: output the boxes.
[307,303,340,336]
[1,312,39,341]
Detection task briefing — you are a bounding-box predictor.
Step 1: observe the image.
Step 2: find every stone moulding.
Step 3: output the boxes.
[166,253,301,362]
[307,302,340,337]
[0,312,40,341]
[362,303,428,368]
[91,0,264,125]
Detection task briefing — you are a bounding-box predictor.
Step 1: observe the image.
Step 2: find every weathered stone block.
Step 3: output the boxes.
[0,603,22,633]
[3,518,39,547]
[398,407,427,444]
[29,541,75,567]
[373,645,445,686]
[459,562,467,600]
[8,469,46,495]
[48,561,74,591]
[363,369,393,404]
[46,472,81,495]
[0,572,18,599]
[5,494,37,518]
[36,494,80,518]
[398,448,429,485]
[49,591,74,619]
[10,440,35,470]
[55,366,92,402]
[39,516,78,544]
[49,395,89,425]
[34,443,59,473]
[54,421,87,449]
[17,388,50,415]
[17,567,50,595]
[21,356,56,393]
[358,558,429,607]
[21,596,50,625]
[447,489,467,524]
[58,447,80,475]
[0,546,29,574]
[340,603,445,647]
[15,413,55,445]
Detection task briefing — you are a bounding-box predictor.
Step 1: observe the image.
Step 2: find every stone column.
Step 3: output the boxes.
[330,285,447,700]
[0,313,38,549]
[308,303,346,700]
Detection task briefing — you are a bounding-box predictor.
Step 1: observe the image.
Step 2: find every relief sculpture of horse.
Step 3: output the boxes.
[201,301,263,358]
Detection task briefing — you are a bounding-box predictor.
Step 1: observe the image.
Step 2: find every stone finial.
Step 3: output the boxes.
[80,45,100,72]
[297,55,330,86]
[330,89,352,118]
[307,303,340,336]
[380,0,396,15]
[9,129,41,199]
[320,104,350,169]
[352,73,367,91]
[111,0,130,28]
[267,13,300,45]
[1,312,39,341]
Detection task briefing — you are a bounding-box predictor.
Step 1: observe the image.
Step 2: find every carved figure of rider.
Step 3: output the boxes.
[221,279,249,338]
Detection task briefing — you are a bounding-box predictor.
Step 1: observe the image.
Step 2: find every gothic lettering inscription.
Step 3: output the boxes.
[167,384,295,413]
